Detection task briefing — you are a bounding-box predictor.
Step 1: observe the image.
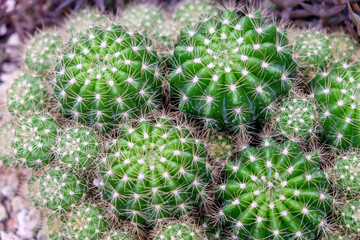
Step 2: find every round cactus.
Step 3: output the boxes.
[333,152,360,196]
[311,61,360,149]
[67,204,109,239]
[57,126,101,171]
[168,9,295,132]
[215,137,332,239]
[154,222,203,240]
[329,33,357,61]
[6,73,48,117]
[25,32,61,74]
[97,116,210,227]
[206,134,234,163]
[54,24,163,131]
[11,113,58,169]
[293,31,332,73]
[338,199,360,234]
[0,123,14,166]
[273,96,318,141]
[64,8,106,35]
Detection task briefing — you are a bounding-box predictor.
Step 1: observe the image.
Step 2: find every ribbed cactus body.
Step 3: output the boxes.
[216,137,332,239]
[98,117,210,226]
[6,74,48,116]
[338,199,360,234]
[154,222,203,240]
[330,33,357,61]
[54,24,163,131]
[168,10,295,132]
[311,61,360,149]
[57,126,101,170]
[333,152,360,196]
[11,113,58,169]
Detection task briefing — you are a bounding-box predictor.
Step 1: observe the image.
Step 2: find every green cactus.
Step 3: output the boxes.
[338,199,360,234]
[6,73,48,117]
[168,9,295,132]
[11,113,58,169]
[44,213,69,240]
[25,32,61,74]
[54,24,163,132]
[153,20,179,52]
[311,61,360,149]
[273,96,318,142]
[97,116,210,227]
[0,123,14,166]
[200,219,222,240]
[106,228,139,240]
[333,152,360,196]
[329,33,357,61]
[154,222,203,240]
[65,8,106,35]
[206,134,234,163]
[215,137,332,239]
[57,126,101,171]
[67,204,109,239]
[293,31,332,73]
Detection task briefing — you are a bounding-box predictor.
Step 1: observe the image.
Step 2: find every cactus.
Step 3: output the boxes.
[206,134,234,163]
[0,123,14,166]
[54,24,163,132]
[154,222,203,240]
[97,116,210,227]
[215,137,332,239]
[293,31,332,74]
[57,126,101,171]
[329,33,357,61]
[168,9,295,132]
[200,218,222,240]
[333,152,360,196]
[6,73,48,117]
[25,32,61,75]
[338,199,360,234]
[106,228,139,240]
[311,60,360,149]
[64,8,106,35]
[272,96,318,142]
[329,234,351,240]
[11,113,58,169]
[43,213,69,240]
[153,20,179,52]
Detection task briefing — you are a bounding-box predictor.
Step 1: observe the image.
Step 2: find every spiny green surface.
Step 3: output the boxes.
[216,137,332,239]
[333,152,360,196]
[201,219,222,240]
[65,8,106,34]
[54,24,163,132]
[57,126,101,170]
[311,61,360,149]
[106,228,139,240]
[168,10,295,132]
[154,222,203,240]
[11,113,58,169]
[153,19,179,51]
[273,97,318,141]
[330,33,357,61]
[45,214,69,240]
[338,199,360,234]
[98,117,210,227]
[25,33,61,74]
[6,74,48,116]
[0,123,14,166]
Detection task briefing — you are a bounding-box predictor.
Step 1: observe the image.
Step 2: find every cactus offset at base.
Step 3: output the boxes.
[338,199,360,234]
[333,152,360,196]
[154,222,203,240]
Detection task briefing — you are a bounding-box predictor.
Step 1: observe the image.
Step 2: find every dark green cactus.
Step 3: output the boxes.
[338,199,360,234]
[154,222,203,240]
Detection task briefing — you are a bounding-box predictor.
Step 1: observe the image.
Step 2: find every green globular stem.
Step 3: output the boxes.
[6,73,48,117]
[216,137,332,240]
[311,61,360,150]
[97,117,210,227]
[338,199,360,234]
[168,10,295,132]
[54,24,163,132]
[154,222,203,240]
[11,113,59,169]
[333,152,360,196]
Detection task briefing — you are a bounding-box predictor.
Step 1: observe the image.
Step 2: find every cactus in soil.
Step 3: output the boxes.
[57,126,101,171]
[206,134,234,163]
[332,152,360,196]
[272,96,318,142]
[54,24,163,132]
[6,73,48,117]
[215,137,332,239]
[64,8,106,35]
[97,116,210,227]
[0,123,14,166]
[329,33,358,61]
[311,60,360,150]
[338,199,360,234]
[25,32,61,75]
[293,31,332,74]
[11,113,58,169]
[168,9,295,132]
[154,222,203,240]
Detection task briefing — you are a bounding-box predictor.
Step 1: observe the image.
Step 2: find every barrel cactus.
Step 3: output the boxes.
[338,199,360,234]
[168,9,295,132]
[54,24,163,131]
[154,222,203,240]
[97,116,210,227]
[215,137,332,239]
[333,152,360,196]
[311,61,360,149]
[329,33,357,61]
[6,73,48,117]
[11,113,58,169]
[57,126,101,171]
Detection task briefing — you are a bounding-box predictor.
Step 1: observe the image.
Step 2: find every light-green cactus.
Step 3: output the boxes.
[338,199,360,234]
[329,33,357,61]
[333,152,360,196]
[154,222,203,240]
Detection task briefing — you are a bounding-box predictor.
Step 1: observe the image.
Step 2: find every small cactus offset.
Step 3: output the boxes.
[329,33,358,61]
[57,126,101,171]
[215,137,332,239]
[311,61,360,150]
[6,73,48,117]
[154,222,204,240]
[338,199,360,234]
[54,24,163,131]
[97,116,210,227]
[168,9,295,132]
[206,134,234,163]
[11,113,58,169]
